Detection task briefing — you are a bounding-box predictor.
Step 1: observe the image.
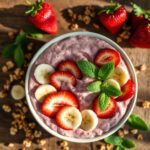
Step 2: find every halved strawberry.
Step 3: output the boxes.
[94,49,120,67]
[40,91,79,117]
[93,97,117,118]
[56,106,82,130]
[116,79,135,101]
[57,60,81,79]
[49,71,76,90]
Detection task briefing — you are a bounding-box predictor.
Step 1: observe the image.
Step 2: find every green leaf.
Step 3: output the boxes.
[101,82,121,96]
[127,114,149,131]
[98,93,110,111]
[131,2,144,16]
[14,45,24,67]
[97,62,114,81]
[24,25,44,38]
[87,81,101,93]
[104,135,123,145]
[122,138,136,148]
[2,43,17,58]
[116,146,126,150]
[77,60,97,78]
[15,32,26,45]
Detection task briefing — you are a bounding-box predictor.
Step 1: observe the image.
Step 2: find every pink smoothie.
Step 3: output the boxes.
[28,36,131,138]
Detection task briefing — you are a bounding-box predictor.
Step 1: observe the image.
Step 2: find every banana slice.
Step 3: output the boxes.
[35,84,56,102]
[80,109,98,131]
[11,85,25,100]
[56,106,82,130]
[106,79,120,90]
[110,66,129,86]
[34,64,55,84]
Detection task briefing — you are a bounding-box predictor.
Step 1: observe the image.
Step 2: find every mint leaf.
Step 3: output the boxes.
[97,62,114,81]
[15,32,26,45]
[116,146,126,150]
[104,135,123,145]
[2,43,17,58]
[98,93,110,111]
[131,2,144,16]
[122,138,136,148]
[101,82,121,96]
[87,81,101,92]
[24,25,43,38]
[77,60,97,78]
[127,114,149,131]
[14,45,24,67]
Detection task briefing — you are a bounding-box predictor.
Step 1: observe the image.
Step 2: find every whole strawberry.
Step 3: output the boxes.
[26,0,58,34]
[98,4,127,34]
[129,21,150,48]
[130,3,147,30]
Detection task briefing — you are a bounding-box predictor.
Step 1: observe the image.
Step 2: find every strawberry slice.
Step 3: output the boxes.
[94,49,120,67]
[40,91,79,117]
[49,71,76,90]
[116,79,135,101]
[93,97,117,118]
[57,60,81,79]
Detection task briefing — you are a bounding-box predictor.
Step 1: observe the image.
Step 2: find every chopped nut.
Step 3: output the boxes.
[60,141,68,147]
[29,122,36,129]
[116,37,122,43]
[70,24,79,30]
[0,90,7,98]
[100,144,106,150]
[14,68,21,76]
[141,100,150,108]
[67,9,73,17]
[10,127,18,135]
[2,105,11,112]
[117,130,125,137]
[93,23,100,29]
[123,129,129,135]
[34,130,42,138]
[38,139,46,146]
[83,15,91,24]
[23,139,32,147]
[130,129,138,135]
[8,143,14,147]
[139,64,147,71]
[8,31,15,39]
[6,61,15,69]
[3,84,10,91]
[2,66,8,73]
[137,134,143,140]
[9,74,14,82]
[27,42,34,51]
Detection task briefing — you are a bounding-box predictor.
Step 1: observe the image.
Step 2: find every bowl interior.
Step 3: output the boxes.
[25,32,138,143]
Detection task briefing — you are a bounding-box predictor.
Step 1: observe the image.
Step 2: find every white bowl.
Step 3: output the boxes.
[25,32,138,143]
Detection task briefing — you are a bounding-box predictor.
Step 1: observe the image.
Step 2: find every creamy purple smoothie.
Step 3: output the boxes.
[28,36,131,138]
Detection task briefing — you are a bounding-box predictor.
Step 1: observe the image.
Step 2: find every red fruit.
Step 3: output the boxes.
[93,97,117,119]
[26,1,58,34]
[129,22,150,48]
[98,5,127,34]
[94,49,120,67]
[40,91,79,117]
[116,79,135,101]
[49,71,76,90]
[57,60,81,79]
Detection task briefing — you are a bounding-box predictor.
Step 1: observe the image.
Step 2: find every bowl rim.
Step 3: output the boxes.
[25,31,138,143]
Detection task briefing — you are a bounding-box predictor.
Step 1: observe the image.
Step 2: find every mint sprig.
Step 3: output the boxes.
[97,62,114,81]
[98,93,110,111]
[127,114,149,131]
[77,60,97,78]
[87,81,101,93]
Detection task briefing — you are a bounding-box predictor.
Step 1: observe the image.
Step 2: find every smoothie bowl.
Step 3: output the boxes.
[25,32,138,143]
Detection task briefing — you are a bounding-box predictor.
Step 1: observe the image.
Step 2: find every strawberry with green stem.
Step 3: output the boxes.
[26,0,58,34]
[98,3,127,34]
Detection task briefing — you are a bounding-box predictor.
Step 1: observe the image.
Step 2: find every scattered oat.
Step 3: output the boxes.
[6,61,15,69]
[70,23,79,30]
[123,129,129,135]
[8,143,14,147]
[139,64,147,71]
[60,141,68,147]
[141,100,150,108]
[93,23,100,29]
[137,134,143,140]
[130,129,138,135]
[10,127,18,135]
[116,37,122,43]
[34,130,42,138]
[23,139,32,147]
[3,84,10,91]
[2,105,11,112]
[117,130,125,137]
[2,66,8,73]
[8,31,15,39]
[38,139,46,146]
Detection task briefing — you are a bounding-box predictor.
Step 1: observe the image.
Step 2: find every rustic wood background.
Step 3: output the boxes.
[0,0,150,149]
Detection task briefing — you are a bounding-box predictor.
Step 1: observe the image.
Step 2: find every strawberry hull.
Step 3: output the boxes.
[28,35,133,139]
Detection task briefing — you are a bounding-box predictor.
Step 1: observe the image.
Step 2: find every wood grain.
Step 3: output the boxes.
[0,0,150,150]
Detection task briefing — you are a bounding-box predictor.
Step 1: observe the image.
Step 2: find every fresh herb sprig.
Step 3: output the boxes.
[77,60,121,111]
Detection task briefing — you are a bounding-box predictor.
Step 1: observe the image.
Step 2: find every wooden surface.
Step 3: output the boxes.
[0,0,150,150]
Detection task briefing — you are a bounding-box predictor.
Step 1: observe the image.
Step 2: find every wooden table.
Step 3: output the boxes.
[0,0,150,149]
